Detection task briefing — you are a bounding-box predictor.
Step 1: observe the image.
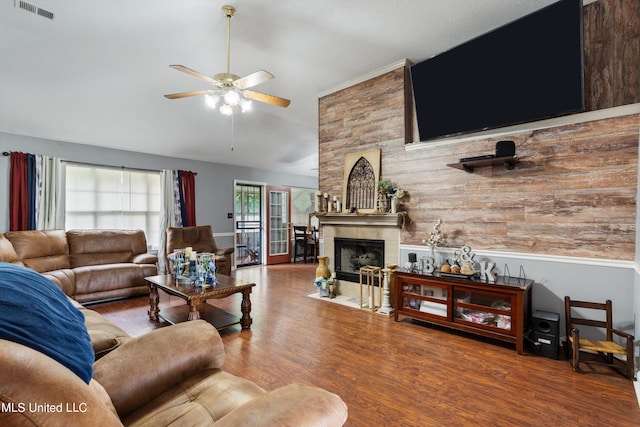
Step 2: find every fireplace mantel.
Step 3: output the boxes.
[316,212,407,228]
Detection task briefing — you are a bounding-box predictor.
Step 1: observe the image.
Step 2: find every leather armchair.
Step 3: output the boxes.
[0,321,348,426]
[166,225,234,275]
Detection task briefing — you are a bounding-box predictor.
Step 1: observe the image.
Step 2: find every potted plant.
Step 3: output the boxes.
[377,178,393,212]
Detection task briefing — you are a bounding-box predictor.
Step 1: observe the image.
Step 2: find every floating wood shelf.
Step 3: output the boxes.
[447,155,520,173]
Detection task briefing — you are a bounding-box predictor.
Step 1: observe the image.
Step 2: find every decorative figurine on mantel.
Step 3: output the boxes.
[422,219,443,272]
[315,191,323,213]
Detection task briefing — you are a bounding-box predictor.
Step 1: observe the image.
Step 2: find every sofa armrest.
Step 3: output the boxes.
[93,320,224,417]
[132,252,158,265]
[216,247,235,256]
[214,383,348,427]
[0,339,123,426]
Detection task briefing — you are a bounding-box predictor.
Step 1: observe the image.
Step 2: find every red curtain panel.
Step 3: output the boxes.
[180,171,196,226]
[9,152,29,231]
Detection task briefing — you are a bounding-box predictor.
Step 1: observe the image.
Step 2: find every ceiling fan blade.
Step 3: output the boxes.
[234,70,274,89]
[169,65,217,84]
[164,90,211,99]
[243,90,290,108]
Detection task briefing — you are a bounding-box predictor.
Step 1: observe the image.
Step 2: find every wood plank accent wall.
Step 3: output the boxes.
[391,114,638,259]
[318,0,640,261]
[584,0,640,110]
[319,67,408,199]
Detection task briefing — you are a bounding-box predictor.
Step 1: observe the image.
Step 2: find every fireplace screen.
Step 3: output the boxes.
[334,238,385,284]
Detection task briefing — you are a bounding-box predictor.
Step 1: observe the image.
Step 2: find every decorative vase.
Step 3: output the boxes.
[377,194,388,213]
[315,256,331,279]
[390,197,398,214]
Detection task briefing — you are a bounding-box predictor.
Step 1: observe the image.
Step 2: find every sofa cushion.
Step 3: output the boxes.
[67,229,150,267]
[4,229,70,272]
[0,263,94,384]
[76,301,132,358]
[121,370,266,425]
[88,330,121,359]
[73,263,150,299]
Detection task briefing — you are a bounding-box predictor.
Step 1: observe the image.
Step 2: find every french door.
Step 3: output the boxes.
[266,185,291,264]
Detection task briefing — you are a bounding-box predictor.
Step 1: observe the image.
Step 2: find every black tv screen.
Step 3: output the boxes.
[411,0,585,142]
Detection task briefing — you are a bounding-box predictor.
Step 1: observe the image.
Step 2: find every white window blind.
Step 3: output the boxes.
[65,164,161,248]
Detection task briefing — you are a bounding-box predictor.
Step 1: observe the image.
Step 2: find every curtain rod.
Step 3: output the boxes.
[62,159,161,174]
[62,159,197,175]
[3,151,196,175]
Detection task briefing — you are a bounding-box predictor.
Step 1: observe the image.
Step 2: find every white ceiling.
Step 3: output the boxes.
[0,0,557,177]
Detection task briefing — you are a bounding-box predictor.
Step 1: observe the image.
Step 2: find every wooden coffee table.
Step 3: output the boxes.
[145,274,256,330]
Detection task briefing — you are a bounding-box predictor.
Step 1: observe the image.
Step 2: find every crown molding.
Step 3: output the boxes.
[318,59,409,98]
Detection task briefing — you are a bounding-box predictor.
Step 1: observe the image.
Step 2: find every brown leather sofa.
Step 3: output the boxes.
[0,320,348,426]
[0,229,157,303]
[166,225,234,275]
[0,263,347,425]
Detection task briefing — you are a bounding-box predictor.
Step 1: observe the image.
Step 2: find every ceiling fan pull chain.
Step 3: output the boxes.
[230,114,235,152]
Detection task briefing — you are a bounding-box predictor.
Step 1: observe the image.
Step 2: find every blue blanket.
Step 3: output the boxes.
[0,263,93,384]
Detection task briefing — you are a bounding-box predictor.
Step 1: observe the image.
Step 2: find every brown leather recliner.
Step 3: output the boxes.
[0,321,348,426]
[166,225,234,275]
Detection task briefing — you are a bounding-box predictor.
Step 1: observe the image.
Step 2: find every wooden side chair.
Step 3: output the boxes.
[293,225,317,263]
[564,296,635,380]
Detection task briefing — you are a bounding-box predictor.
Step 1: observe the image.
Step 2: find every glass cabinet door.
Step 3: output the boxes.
[401,281,448,318]
[453,289,513,332]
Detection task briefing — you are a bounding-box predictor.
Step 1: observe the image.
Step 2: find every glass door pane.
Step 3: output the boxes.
[235,184,262,267]
[266,186,291,264]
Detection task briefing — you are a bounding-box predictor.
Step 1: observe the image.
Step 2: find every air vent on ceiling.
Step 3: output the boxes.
[37,7,54,20]
[16,0,54,20]
[18,1,36,13]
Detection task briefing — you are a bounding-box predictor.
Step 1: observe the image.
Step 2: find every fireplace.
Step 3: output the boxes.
[334,238,385,285]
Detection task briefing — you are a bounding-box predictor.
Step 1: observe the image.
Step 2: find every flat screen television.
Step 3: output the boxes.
[410,0,585,142]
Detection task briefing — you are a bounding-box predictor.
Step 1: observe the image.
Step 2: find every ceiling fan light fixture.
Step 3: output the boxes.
[223,89,240,106]
[205,92,220,109]
[239,98,252,112]
[220,104,233,115]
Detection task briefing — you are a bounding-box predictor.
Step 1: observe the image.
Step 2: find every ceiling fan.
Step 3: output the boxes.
[164,5,290,115]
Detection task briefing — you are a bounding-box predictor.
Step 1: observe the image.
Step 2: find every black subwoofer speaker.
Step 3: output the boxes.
[532,310,560,359]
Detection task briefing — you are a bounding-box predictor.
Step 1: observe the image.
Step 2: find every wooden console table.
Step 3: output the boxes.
[394,270,532,354]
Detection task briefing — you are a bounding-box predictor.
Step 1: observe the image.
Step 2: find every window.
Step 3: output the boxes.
[291,187,317,226]
[65,164,161,248]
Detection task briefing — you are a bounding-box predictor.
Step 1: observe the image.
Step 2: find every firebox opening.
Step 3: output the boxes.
[334,238,385,285]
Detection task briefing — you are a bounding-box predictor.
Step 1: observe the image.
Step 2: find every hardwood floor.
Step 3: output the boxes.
[91,264,640,426]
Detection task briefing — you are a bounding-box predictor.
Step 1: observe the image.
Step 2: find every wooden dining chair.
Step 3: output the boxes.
[564,296,635,380]
[293,225,317,263]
